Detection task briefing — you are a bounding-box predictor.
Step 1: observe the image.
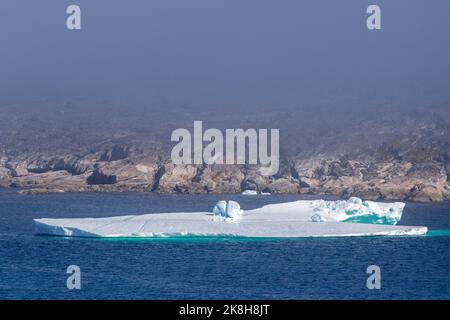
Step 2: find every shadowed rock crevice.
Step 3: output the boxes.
[87,169,117,185]
[151,165,165,191]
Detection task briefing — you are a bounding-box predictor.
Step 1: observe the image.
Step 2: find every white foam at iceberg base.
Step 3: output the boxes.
[34,198,427,238]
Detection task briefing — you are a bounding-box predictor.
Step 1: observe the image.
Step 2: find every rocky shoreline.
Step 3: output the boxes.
[1,144,449,202]
[2,104,450,202]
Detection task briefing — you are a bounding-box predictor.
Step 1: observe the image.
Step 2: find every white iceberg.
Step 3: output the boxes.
[212,200,243,221]
[311,213,327,223]
[34,197,427,238]
[309,197,404,224]
[241,190,258,195]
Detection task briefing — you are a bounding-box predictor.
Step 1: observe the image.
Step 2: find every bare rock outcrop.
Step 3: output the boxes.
[1,146,449,202]
[0,167,11,187]
[156,163,199,193]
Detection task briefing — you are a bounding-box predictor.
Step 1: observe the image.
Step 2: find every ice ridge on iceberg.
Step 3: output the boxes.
[212,200,243,221]
[309,197,404,225]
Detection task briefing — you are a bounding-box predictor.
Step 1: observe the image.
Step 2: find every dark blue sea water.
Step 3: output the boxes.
[0,189,449,300]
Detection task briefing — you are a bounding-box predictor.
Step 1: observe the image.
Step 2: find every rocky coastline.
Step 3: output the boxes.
[2,102,450,202]
[1,144,449,202]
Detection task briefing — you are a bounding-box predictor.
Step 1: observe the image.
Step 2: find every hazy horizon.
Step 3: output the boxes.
[1,0,450,155]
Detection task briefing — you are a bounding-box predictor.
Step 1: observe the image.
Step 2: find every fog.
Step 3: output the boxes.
[0,0,449,154]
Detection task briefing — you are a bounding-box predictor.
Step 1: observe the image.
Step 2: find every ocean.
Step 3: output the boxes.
[0,190,449,299]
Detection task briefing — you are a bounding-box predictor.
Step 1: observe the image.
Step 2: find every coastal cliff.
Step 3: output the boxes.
[1,144,449,202]
[1,102,450,202]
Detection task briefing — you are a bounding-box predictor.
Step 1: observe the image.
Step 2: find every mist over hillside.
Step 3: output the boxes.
[1,0,449,200]
[1,78,449,160]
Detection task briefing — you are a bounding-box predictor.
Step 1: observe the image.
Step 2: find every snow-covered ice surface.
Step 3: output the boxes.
[34,198,427,238]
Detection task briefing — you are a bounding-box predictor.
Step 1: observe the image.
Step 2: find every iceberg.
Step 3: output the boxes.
[309,197,404,225]
[311,213,327,223]
[34,197,427,238]
[212,200,243,221]
[241,190,258,196]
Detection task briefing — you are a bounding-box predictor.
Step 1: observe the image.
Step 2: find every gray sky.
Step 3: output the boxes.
[0,0,449,135]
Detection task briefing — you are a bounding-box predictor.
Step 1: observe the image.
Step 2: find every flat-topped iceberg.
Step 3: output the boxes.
[34,197,427,238]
